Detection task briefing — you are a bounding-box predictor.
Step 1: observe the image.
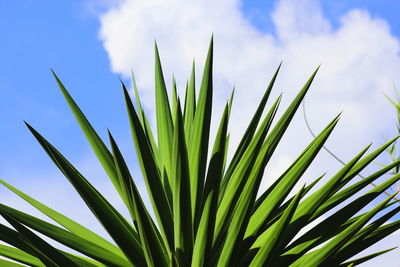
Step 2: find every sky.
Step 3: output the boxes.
[1,0,400,265]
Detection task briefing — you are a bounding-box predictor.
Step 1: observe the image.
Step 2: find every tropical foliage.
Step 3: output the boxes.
[0,38,399,266]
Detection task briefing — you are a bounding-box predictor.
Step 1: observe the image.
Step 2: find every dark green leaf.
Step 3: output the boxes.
[25,123,145,266]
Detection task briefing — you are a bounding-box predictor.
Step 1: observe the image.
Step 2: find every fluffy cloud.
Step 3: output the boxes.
[99,0,400,163]
[99,0,400,263]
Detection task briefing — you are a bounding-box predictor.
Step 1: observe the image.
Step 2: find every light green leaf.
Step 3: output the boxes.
[250,185,304,267]
[0,179,123,258]
[219,63,281,201]
[51,71,122,201]
[189,37,214,230]
[248,114,339,240]
[171,101,193,265]
[123,84,174,251]
[109,131,168,266]
[216,96,282,266]
[339,247,397,267]
[154,42,175,189]
[192,102,229,267]
[184,60,196,140]
[0,244,43,267]
[132,72,160,169]
[0,203,130,266]
[1,212,78,267]
[295,193,396,267]
[215,95,281,246]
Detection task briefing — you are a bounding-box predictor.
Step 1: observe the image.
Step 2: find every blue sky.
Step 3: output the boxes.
[243,0,400,36]
[0,1,121,175]
[0,0,399,177]
[1,0,400,264]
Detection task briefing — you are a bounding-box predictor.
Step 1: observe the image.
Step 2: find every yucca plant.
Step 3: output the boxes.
[0,38,400,267]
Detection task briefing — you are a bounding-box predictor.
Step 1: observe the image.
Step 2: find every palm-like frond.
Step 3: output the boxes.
[0,38,399,266]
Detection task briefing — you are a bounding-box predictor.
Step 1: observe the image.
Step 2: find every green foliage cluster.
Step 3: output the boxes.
[0,38,399,266]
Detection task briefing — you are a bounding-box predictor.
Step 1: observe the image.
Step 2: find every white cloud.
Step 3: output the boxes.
[98,0,400,262]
